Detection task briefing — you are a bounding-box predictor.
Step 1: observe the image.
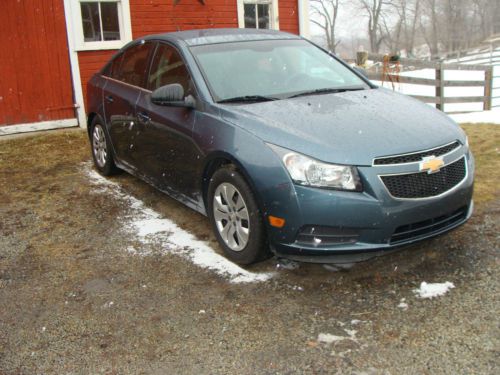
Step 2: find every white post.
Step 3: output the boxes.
[298,0,310,39]
[63,0,87,129]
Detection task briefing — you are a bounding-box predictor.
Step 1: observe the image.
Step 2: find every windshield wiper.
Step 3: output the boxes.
[287,87,365,99]
[217,95,279,104]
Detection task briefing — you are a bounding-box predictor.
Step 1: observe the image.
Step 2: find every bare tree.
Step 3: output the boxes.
[398,0,421,56]
[419,0,440,58]
[358,0,395,53]
[310,0,341,53]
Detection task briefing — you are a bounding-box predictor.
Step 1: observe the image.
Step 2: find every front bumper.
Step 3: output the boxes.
[267,147,474,263]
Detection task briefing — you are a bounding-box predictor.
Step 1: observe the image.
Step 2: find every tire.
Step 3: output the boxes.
[207,165,269,265]
[90,116,119,176]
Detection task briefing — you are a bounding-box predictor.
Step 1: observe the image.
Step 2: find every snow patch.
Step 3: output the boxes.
[398,298,409,310]
[317,328,358,344]
[84,164,274,284]
[413,281,455,299]
[317,333,348,344]
[449,110,500,124]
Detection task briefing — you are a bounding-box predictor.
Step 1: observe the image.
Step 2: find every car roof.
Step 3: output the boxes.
[141,28,301,47]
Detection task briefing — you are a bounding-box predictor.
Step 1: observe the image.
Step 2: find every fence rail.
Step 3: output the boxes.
[360,53,494,112]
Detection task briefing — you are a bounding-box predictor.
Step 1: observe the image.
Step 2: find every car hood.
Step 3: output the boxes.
[218,88,465,166]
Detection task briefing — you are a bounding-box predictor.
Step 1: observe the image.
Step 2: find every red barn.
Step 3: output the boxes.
[0,0,310,135]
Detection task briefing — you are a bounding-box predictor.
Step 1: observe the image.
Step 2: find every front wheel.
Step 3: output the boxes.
[90,118,119,176]
[207,166,269,265]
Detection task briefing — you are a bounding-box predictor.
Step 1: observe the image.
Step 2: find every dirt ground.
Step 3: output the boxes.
[0,125,498,374]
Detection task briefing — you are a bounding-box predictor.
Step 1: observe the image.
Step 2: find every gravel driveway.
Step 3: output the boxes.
[0,128,498,374]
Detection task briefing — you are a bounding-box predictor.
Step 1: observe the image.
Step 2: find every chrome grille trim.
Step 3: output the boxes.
[372,140,462,166]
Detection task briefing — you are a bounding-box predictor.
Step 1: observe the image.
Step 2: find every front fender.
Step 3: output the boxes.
[193,110,303,244]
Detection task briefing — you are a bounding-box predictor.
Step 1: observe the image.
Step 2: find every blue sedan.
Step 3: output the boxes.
[86,28,474,264]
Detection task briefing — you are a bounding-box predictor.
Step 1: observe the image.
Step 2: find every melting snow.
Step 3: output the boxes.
[413,281,455,299]
[449,110,500,124]
[398,298,409,310]
[317,328,358,344]
[84,164,274,284]
[317,333,348,344]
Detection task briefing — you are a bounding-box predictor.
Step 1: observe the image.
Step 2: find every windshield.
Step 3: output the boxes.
[190,39,369,102]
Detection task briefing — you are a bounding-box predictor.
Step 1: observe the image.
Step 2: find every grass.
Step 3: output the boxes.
[0,124,498,207]
[461,124,500,204]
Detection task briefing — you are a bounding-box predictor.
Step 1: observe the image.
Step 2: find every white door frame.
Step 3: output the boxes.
[63,0,87,129]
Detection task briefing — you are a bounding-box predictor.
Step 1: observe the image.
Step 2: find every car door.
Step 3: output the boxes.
[134,42,199,204]
[102,41,154,169]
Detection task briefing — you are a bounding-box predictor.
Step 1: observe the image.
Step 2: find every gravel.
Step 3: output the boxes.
[0,129,498,374]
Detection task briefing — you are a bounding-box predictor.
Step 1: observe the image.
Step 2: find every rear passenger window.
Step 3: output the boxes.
[106,53,124,79]
[147,44,193,94]
[107,41,154,88]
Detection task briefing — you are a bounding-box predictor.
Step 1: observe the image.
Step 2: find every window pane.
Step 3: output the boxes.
[80,2,101,42]
[244,4,256,29]
[119,42,154,87]
[101,2,120,41]
[147,44,192,93]
[257,4,270,29]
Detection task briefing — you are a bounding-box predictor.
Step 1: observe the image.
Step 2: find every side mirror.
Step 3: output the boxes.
[151,83,195,108]
[353,66,369,80]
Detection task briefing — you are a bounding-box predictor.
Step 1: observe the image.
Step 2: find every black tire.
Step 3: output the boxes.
[207,165,269,265]
[90,116,119,176]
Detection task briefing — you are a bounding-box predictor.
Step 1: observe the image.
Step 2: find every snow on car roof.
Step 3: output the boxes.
[144,28,300,46]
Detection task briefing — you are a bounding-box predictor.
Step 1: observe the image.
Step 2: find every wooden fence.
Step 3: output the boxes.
[357,54,494,114]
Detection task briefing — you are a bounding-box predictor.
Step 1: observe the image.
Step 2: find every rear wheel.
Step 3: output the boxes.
[208,166,269,265]
[90,117,119,176]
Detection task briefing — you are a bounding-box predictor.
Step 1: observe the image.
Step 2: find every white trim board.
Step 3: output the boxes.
[0,119,78,136]
[64,0,87,129]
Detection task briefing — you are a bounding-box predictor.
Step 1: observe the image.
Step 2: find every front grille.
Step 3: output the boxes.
[374,141,461,165]
[391,206,468,244]
[381,157,466,199]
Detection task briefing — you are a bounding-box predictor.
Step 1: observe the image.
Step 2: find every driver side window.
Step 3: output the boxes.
[147,43,193,94]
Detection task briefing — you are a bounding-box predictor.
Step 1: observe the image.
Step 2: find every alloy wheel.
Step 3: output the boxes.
[92,124,107,168]
[213,182,250,251]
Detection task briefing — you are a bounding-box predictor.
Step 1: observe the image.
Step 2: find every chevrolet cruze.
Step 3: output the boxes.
[87,29,474,264]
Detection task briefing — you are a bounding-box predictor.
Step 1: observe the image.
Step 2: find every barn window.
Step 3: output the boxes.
[80,1,120,42]
[237,0,279,30]
[68,0,132,51]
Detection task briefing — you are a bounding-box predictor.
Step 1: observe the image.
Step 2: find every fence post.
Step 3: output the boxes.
[484,67,493,111]
[435,64,444,111]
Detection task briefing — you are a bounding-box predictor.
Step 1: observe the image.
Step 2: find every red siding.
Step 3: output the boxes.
[0,0,75,126]
[78,0,300,108]
[78,50,117,107]
[278,0,299,34]
[130,0,239,37]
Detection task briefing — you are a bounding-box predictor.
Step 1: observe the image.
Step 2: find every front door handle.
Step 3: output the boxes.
[137,112,151,123]
[105,95,114,103]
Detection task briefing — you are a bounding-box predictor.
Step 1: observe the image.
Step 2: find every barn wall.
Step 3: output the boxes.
[78,0,301,107]
[278,0,299,34]
[0,0,75,126]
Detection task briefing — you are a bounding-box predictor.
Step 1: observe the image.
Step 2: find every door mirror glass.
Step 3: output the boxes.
[151,83,195,108]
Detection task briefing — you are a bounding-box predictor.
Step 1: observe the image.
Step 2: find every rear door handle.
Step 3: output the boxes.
[137,112,151,123]
[105,95,114,103]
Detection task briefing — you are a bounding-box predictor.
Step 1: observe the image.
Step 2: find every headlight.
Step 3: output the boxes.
[268,144,362,191]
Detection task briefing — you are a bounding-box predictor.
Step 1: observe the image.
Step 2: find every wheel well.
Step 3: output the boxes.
[201,156,266,220]
[201,157,233,210]
[86,112,97,138]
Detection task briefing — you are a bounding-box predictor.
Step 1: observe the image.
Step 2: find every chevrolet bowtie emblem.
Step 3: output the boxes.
[419,156,445,174]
